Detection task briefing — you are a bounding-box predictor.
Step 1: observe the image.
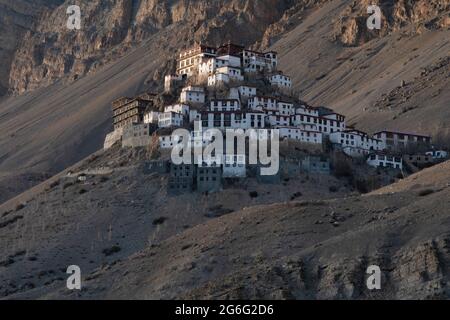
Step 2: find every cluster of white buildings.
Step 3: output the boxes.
[167,43,291,92]
[106,43,443,173]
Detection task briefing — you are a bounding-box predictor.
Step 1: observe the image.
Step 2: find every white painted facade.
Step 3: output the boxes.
[292,113,345,135]
[426,150,448,159]
[237,86,257,98]
[295,105,319,117]
[180,86,205,104]
[367,154,403,170]
[209,99,240,112]
[144,111,161,124]
[207,73,230,86]
[199,55,242,78]
[158,112,184,128]
[216,55,242,68]
[164,74,183,92]
[276,126,323,144]
[277,101,295,116]
[200,111,266,130]
[164,104,190,116]
[266,113,290,127]
[177,45,217,76]
[269,74,292,90]
[330,130,385,157]
[248,96,278,112]
[216,66,244,81]
[242,50,277,73]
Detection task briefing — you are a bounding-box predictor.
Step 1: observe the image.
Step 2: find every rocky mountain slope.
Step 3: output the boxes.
[269,0,450,134]
[0,1,448,203]
[0,0,63,96]
[8,0,297,95]
[0,145,354,299]
[0,152,448,299]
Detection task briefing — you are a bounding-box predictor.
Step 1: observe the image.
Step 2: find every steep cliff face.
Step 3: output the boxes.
[0,0,62,95]
[5,0,448,95]
[333,0,450,46]
[8,0,296,95]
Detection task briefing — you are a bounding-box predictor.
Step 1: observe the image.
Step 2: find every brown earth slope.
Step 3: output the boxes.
[0,145,354,299]
[1,159,449,299]
[270,0,450,135]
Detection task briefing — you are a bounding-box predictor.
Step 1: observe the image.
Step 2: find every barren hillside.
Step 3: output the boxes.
[270,0,450,134]
[1,157,449,299]
[0,145,354,298]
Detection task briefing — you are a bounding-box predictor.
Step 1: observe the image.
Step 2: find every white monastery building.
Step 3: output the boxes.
[330,130,386,157]
[164,104,190,117]
[268,73,292,90]
[209,99,240,112]
[158,112,184,128]
[248,96,278,112]
[180,86,205,105]
[143,111,160,124]
[237,86,257,98]
[177,44,217,76]
[373,130,432,150]
[276,126,323,144]
[200,111,266,130]
[242,50,277,73]
[367,153,403,170]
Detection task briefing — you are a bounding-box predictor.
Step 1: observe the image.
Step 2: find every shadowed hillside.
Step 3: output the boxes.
[1,155,449,299]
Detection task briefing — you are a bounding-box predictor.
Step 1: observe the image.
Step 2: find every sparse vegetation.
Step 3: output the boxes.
[0,215,24,228]
[1,210,12,218]
[15,203,25,211]
[418,189,434,197]
[354,179,369,194]
[332,154,353,178]
[63,182,74,189]
[49,180,60,189]
[102,245,121,256]
[249,191,258,198]
[181,244,193,251]
[153,217,168,225]
[205,205,234,218]
[290,192,302,200]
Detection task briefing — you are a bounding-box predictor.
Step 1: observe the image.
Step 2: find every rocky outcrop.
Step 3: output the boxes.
[0,0,62,95]
[369,54,449,124]
[7,0,297,95]
[334,0,450,46]
[3,0,448,95]
[257,0,331,49]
